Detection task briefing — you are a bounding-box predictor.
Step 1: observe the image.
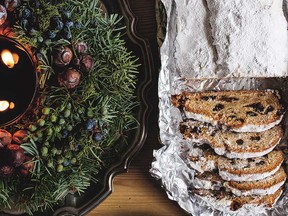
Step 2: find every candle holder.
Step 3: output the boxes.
[0,35,37,127]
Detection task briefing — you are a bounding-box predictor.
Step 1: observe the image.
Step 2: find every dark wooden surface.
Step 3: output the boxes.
[88,1,186,215]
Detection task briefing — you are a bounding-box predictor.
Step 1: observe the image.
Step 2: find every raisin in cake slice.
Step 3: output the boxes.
[172,90,285,132]
[224,167,286,196]
[180,120,283,158]
[192,188,282,213]
[218,150,283,182]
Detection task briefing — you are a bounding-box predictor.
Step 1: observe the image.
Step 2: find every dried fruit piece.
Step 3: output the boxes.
[0,129,12,148]
[7,144,25,167]
[20,156,34,175]
[12,130,28,144]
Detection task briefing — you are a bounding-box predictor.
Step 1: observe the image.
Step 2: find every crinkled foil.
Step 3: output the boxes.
[150,0,288,215]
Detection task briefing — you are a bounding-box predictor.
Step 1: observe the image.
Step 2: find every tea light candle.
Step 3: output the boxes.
[0,35,36,126]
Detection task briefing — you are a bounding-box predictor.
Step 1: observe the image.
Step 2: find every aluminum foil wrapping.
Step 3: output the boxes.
[150,0,288,215]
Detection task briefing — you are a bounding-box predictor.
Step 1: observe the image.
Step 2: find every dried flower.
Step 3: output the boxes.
[0,5,7,26]
[80,54,94,72]
[0,165,14,178]
[53,46,73,67]
[74,42,88,54]
[0,129,12,148]
[58,68,81,89]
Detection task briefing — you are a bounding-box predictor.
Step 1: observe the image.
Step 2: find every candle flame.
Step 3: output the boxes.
[0,101,9,111]
[0,101,15,112]
[1,49,19,68]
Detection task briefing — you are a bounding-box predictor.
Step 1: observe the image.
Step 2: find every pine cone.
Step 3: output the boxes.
[0,5,7,26]
[53,46,73,67]
[58,68,81,89]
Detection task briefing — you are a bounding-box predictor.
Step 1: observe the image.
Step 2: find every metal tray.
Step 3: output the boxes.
[53,1,156,215]
[1,1,157,215]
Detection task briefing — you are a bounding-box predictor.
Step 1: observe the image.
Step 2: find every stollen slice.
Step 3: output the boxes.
[192,188,282,212]
[218,150,284,182]
[179,120,283,158]
[172,90,285,132]
[224,167,286,196]
[193,167,286,196]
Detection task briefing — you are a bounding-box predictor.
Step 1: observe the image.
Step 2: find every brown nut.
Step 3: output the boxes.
[53,46,73,67]
[80,54,94,72]
[12,130,28,144]
[0,129,12,148]
[7,144,25,167]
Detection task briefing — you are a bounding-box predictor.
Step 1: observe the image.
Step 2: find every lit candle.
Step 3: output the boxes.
[1,49,19,68]
[0,35,36,126]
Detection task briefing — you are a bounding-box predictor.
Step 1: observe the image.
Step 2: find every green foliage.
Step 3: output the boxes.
[1,0,139,214]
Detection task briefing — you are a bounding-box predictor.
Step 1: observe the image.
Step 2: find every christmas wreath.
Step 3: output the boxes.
[0,0,139,214]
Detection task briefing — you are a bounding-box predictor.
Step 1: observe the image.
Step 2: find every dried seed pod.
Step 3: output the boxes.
[58,68,81,89]
[5,0,20,12]
[0,5,7,26]
[74,42,88,54]
[0,129,12,148]
[80,54,94,72]
[20,156,34,175]
[0,165,14,178]
[12,130,28,144]
[53,46,73,67]
[7,144,25,167]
